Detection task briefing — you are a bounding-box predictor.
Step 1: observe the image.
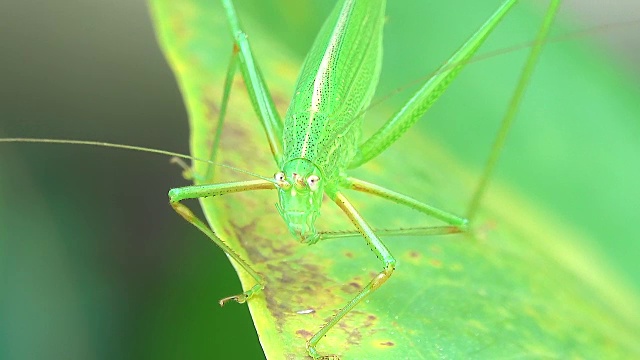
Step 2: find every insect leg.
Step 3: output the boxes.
[349,0,518,168]
[319,226,461,241]
[168,179,274,305]
[317,177,467,241]
[200,44,241,183]
[467,0,560,220]
[307,191,395,359]
[221,0,284,165]
[347,177,467,227]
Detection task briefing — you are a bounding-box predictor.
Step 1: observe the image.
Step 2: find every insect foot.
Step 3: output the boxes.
[299,232,321,245]
[306,340,340,360]
[218,294,245,306]
[218,283,264,306]
[169,156,196,181]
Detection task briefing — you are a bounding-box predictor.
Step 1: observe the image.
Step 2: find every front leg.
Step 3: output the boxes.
[169,179,273,305]
[307,191,396,359]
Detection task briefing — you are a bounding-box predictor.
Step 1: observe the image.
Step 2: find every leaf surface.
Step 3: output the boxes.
[149,0,640,358]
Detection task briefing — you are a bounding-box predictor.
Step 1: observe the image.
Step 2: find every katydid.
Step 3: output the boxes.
[0,0,564,358]
[167,0,558,358]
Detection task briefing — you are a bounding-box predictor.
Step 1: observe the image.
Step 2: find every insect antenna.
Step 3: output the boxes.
[0,138,278,184]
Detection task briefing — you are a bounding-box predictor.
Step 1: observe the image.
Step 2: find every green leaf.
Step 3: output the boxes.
[149,0,640,358]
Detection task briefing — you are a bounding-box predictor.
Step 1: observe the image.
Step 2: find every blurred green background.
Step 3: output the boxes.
[1,1,638,359]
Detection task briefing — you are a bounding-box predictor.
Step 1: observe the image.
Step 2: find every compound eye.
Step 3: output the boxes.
[307,175,320,190]
[274,172,286,182]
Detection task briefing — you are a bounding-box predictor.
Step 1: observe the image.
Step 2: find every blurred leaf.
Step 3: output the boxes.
[149,0,640,358]
[0,147,98,360]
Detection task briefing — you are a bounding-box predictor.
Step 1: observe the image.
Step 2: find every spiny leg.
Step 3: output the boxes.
[168,179,274,305]
[347,177,467,228]
[307,191,395,360]
[184,0,285,183]
[467,0,561,220]
[349,0,518,169]
[169,0,288,306]
[319,177,467,241]
[320,226,462,240]
[221,0,284,165]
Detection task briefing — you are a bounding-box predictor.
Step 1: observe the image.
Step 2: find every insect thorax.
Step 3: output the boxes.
[282,111,361,183]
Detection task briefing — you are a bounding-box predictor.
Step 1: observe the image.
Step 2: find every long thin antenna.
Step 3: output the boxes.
[0,138,276,184]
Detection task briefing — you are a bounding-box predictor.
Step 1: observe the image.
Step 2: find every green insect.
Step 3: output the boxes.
[166,0,558,358]
[0,0,565,358]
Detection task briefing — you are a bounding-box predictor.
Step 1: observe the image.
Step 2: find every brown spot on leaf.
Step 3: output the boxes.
[204,96,220,120]
[337,323,362,346]
[404,250,423,265]
[349,281,360,288]
[363,314,377,328]
[348,329,362,345]
[296,329,313,339]
[429,258,442,268]
[379,341,394,347]
[344,251,354,259]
